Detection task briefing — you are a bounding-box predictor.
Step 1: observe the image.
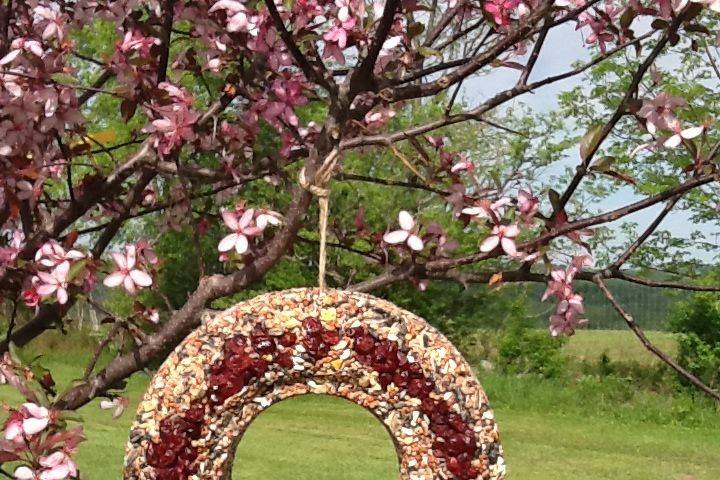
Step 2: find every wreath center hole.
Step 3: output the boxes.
[231,394,400,479]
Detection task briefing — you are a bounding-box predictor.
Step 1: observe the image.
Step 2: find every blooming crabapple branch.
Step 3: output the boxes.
[55,179,316,411]
[350,173,717,293]
[553,5,694,217]
[594,276,720,403]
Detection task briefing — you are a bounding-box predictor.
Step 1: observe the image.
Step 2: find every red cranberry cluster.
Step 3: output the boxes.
[346,327,480,480]
[301,317,340,358]
[146,403,203,480]
[147,318,484,480]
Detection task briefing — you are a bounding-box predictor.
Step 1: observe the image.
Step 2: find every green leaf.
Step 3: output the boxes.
[579,123,604,161]
[417,46,441,59]
[590,155,617,172]
[67,259,88,283]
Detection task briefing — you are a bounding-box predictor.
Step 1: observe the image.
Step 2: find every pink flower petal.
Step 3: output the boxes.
[37,284,58,296]
[123,276,137,295]
[238,209,255,229]
[221,210,239,230]
[56,287,68,305]
[398,210,414,231]
[407,235,424,252]
[501,237,517,256]
[680,126,703,139]
[218,233,239,252]
[234,234,249,254]
[129,269,152,287]
[663,134,682,148]
[111,252,127,269]
[14,466,35,480]
[480,235,500,253]
[22,416,49,435]
[383,230,409,244]
[103,271,126,288]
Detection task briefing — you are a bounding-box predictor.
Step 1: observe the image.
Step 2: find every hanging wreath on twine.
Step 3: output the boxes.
[123,151,504,479]
[123,288,504,480]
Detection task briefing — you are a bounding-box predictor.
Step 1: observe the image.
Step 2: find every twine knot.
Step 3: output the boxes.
[299,148,341,290]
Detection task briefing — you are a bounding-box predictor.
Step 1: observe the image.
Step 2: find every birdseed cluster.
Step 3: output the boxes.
[124,288,505,480]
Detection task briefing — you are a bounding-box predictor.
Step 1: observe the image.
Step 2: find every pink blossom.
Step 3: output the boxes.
[218,209,263,254]
[36,262,70,304]
[480,224,520,256]
[663,125,704,148]
[145,102,201,156]
[450,157,475,173]
[100,397,129,419]
[35,241,84,268]
[462,197,511,224]
[5,403,50,440]
[484,0,521,27]
[384,211,424,251]
[517,188,539,223]
[0,230,24,266]
[103,245,153,295]
[33,4,66,41]
[210,0,258,33]
[364,108,396,130]
[549,300,588,337]
[117,30,160,57]
[638,92,686,135]
[0,38,44,65]
[37,451,77,480]
[543,255,592,336]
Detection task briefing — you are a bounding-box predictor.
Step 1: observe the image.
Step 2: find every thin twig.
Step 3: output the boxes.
[594,275,720,403]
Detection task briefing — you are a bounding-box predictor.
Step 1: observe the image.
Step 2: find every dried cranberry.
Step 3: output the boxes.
[225,335,247,355]
[147,442,176,469]
[392,370,409,388]
[276,351,293,368]
[303,317,323,335]
[378,373,393,390]
[184,403,205,424]
[354,335,375,355]
[346,326,365,338]
[226,353,253,372]
[278,332,297,347]
[321,329,340,346]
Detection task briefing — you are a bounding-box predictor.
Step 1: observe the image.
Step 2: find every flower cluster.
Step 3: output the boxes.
[637,92,705,148]
[218,206,282,259]
[143,83,200,156]
[103,242,157,295]
[25,241,87,306]
[1,402,81,480]
[542,255,592,336]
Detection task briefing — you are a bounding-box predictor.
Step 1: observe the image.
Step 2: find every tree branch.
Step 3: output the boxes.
[594,276,720,403]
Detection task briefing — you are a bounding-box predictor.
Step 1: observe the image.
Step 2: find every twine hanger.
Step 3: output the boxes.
[298,148,341,290]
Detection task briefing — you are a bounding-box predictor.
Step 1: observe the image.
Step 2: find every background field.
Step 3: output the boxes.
[1,330,718,480]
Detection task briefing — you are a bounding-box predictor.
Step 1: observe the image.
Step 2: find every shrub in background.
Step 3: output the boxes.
[670,288,720,389]
[496,322,566,378]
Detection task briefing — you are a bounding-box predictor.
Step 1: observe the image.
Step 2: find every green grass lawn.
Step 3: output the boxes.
[563,329,677,364]
[1,330,718,479]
